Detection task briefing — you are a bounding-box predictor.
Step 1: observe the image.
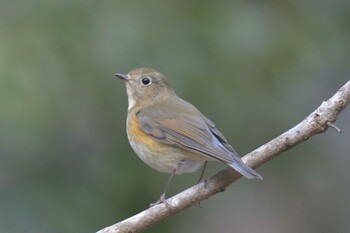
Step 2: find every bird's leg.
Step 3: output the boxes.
[197,161,208,185]
[150,168,176,207]
[196,161,208,208]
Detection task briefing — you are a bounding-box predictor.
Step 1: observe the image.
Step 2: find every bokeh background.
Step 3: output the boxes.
[1,1,349,233]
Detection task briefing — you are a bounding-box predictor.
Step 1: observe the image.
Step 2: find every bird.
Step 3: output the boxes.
[115,68,262,205]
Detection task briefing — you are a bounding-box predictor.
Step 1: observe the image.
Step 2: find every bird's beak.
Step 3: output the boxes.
[114,73,129,82]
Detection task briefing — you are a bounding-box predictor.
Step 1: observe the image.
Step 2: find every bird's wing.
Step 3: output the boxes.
[202,116,240,156]
[137,107,236,163]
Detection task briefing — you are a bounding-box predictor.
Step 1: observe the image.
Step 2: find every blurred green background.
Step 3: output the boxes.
[1,1,349,233]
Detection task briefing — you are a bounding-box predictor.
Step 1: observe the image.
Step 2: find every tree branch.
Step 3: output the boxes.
[97,80,350,233]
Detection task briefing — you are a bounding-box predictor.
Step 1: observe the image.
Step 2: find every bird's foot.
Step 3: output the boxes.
[150,193,171,208]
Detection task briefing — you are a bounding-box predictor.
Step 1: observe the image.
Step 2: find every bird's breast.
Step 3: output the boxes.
[126,112,204,174]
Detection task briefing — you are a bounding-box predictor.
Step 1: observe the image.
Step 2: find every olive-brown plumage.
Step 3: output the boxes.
[116,68,262,204]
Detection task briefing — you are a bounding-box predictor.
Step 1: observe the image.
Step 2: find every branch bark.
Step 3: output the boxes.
[97,80,350,233]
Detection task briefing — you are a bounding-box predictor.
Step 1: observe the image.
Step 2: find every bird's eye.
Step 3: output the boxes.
[141,77,151,86]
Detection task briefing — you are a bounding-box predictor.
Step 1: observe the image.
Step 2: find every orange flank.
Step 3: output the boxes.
[128,114,166,152]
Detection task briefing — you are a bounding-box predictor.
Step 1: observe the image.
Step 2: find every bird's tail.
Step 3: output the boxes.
[229,158,263,180]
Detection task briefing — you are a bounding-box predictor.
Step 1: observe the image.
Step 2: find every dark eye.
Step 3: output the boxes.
[141,77,151,86]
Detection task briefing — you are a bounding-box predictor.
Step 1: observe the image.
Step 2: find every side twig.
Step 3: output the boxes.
[97,80,350,233]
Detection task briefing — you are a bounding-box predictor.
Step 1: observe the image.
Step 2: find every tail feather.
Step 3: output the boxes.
[229,158,263,180]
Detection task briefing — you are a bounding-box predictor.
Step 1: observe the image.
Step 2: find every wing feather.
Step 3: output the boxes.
[137,106,236,163]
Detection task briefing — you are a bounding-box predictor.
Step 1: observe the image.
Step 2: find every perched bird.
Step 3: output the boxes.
[115,68,262,205]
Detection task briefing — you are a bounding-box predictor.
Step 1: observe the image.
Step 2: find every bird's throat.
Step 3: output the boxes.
[126,86,136,110]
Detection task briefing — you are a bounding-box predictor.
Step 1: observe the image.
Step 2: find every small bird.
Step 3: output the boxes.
[115,68,262,205]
